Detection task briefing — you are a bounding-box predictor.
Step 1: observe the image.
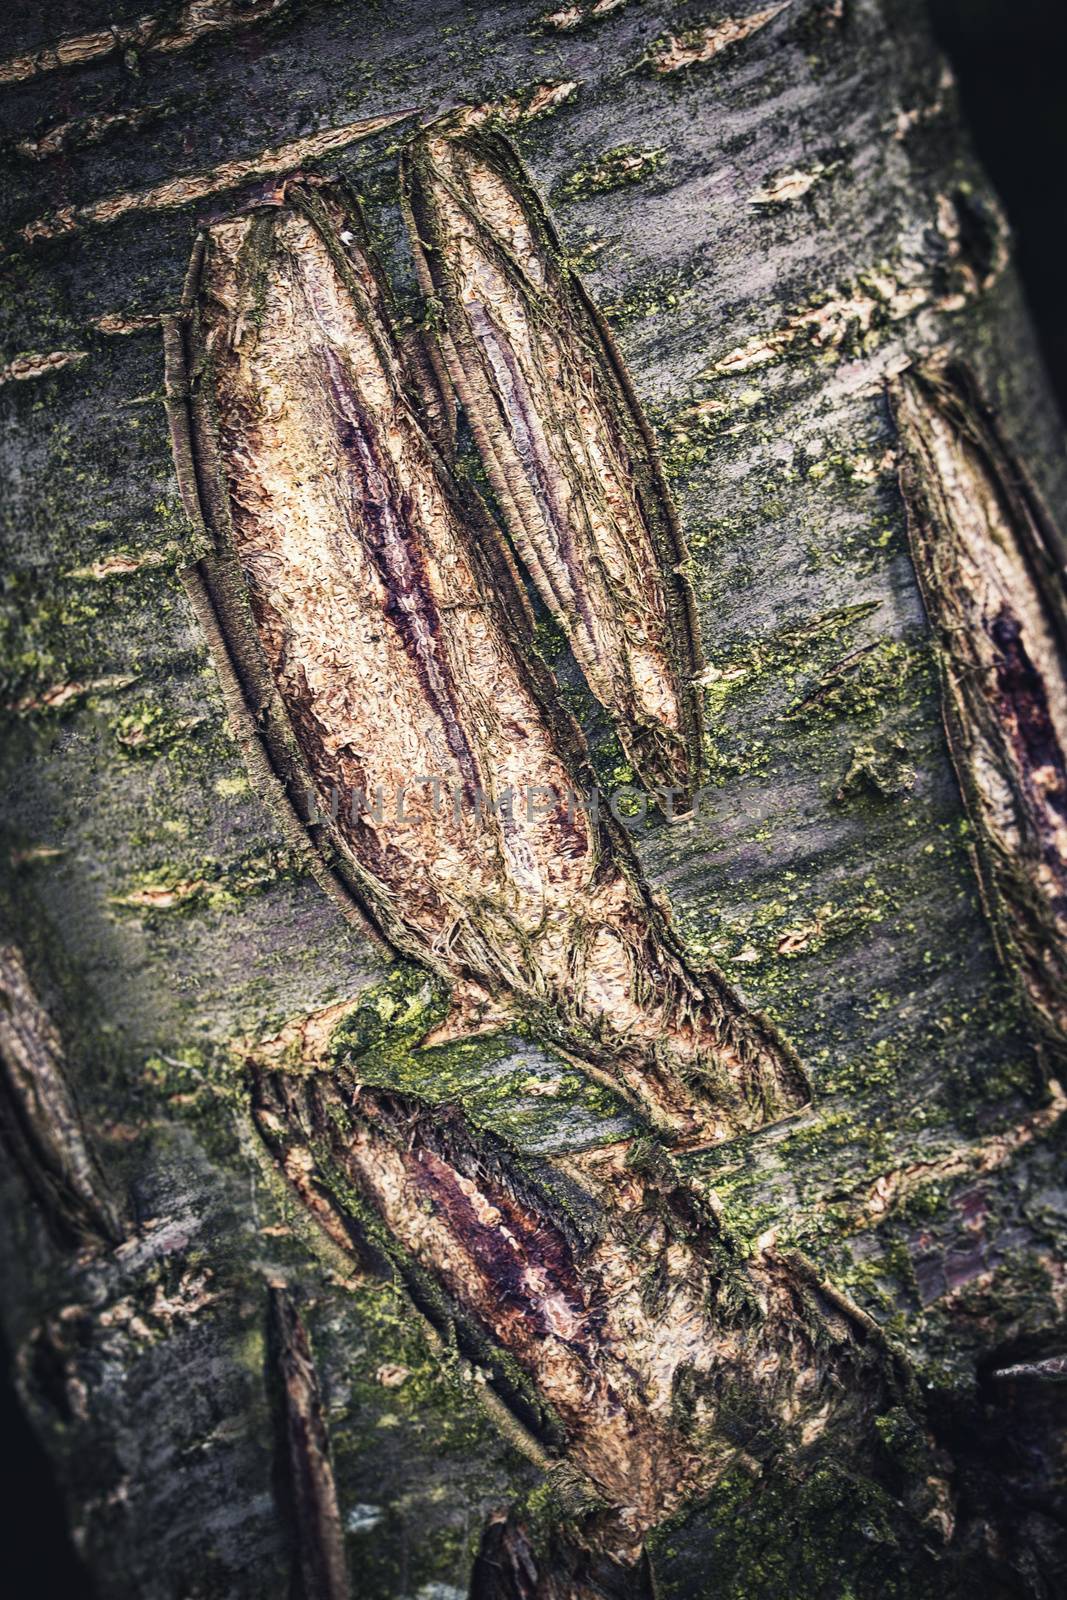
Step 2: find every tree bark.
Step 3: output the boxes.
[1,2,1066,1597]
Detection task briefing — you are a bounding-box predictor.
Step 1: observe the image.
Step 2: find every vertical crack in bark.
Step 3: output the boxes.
[889,364,1067,1055]
[0,944,121,1247]
[402,127,705,802]
[251,1071,913,1554]
[268,1285,350,1600]
[167,177,807,1143]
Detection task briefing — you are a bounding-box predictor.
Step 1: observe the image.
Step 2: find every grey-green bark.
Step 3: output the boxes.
[1,1,1065,1597]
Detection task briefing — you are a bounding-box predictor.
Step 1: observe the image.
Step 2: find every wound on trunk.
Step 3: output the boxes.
[251,1071,908,1545]
[402,126,705,803]
[268,1286,350,1600]
[889,364,1067,1055]
[165,176,805,1143]
[0,943,121,1247]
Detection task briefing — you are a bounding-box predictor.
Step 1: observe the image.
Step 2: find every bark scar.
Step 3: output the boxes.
[889,362,1067,1058]
[0,944,122,1247]
[251,1073,914,1551]
[401,126,705,803]
[268,1285,350,1600]
[165,175,809,1145]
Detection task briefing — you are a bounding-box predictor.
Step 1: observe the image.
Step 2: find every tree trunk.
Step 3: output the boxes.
[2,2,1066,1597]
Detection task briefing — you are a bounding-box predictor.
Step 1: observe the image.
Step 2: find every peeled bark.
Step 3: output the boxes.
[1,2,1066,1597]
[889,363,1067,1058]
[401,124,705,800]
[0,943,122,1248]
[168,174,805,1144]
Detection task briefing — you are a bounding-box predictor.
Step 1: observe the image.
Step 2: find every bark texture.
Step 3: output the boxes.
[1,2,1066,1597]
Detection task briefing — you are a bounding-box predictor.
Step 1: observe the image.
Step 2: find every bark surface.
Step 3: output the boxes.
[1,2,1066,1597]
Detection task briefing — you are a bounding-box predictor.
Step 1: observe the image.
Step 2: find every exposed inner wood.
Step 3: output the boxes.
[0,944,121,1246]
[251,1072,911,1546]
[0,0,293,85]
[0,350,88,386]
[403,128,704,801]
[19,113,412,244]
[890,364,1067,1051]
[645,3,791,75]
[268,1285,350,1600]
[178,179,806,1143]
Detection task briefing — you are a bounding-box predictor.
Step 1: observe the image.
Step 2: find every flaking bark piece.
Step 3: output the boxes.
[402,126,705,803]
[0,944,121,1247]
[167,176,807,1144]
[889,363,1067,1056]
[251,1074,907,1543]
[268,1286,349,1600]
